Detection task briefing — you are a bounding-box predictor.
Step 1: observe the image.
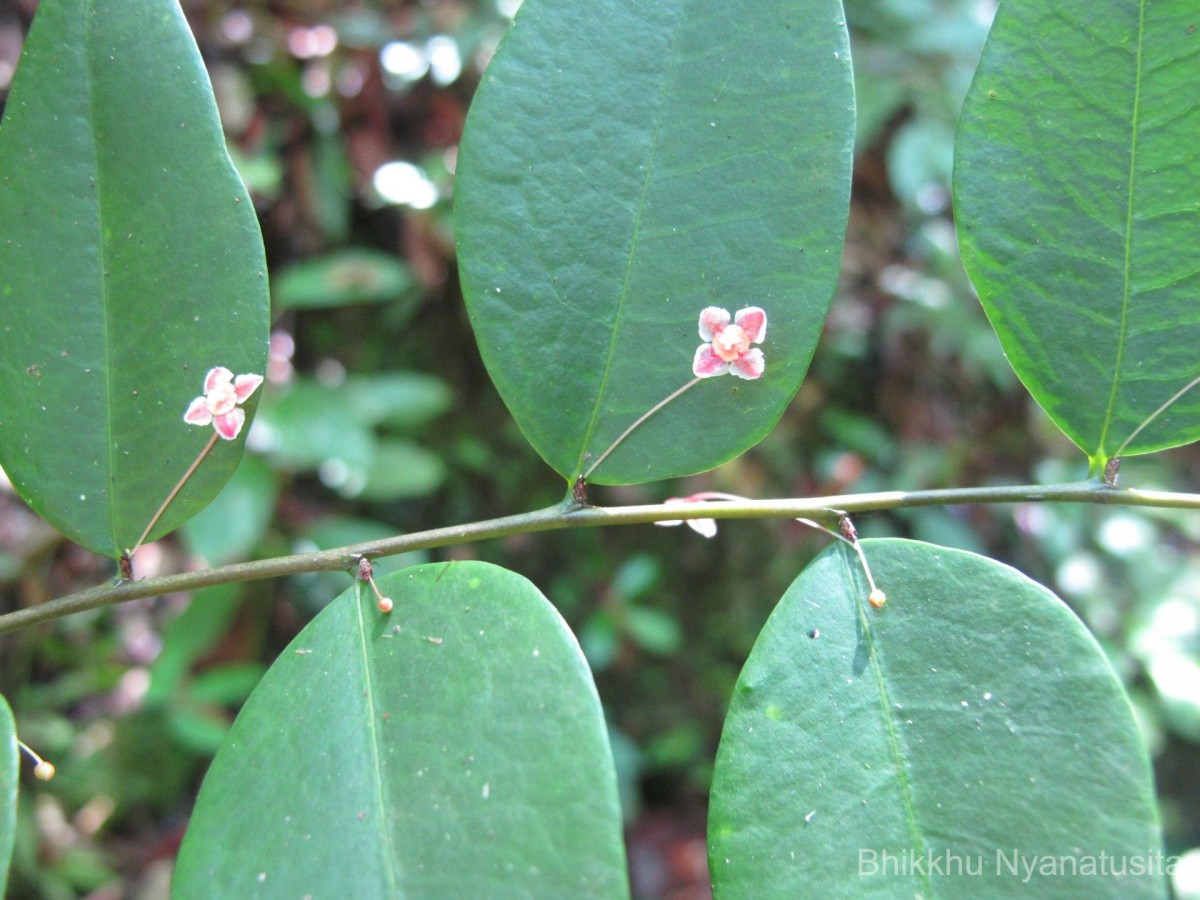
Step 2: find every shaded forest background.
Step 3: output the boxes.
[1,0,1198,896]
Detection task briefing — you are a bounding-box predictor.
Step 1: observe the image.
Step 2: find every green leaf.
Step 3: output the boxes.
[624,607,683,657]
[166,707,237,757]
[709,540,1165,898]
[180,455,279,566]
[174,562,629,898]
[187,663,266,706]
[254,375,450,500]
[342,372,454,431]
[273,249,418,312]
[0,695,15,897]
[0,0,269,557]
[955,0,1200,468]
[146,584,243,706]
[456,0,854,485]
[253,379,375,474]
[357,439,446,501]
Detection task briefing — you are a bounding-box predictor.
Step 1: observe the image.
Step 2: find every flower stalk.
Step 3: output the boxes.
[584,306,768,480]
[125,367,263,571]
[18,739,55,781]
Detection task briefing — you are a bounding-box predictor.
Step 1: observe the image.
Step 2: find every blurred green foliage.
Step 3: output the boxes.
[0,0,1197,896]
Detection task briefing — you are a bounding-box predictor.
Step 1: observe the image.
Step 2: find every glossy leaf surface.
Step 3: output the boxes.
[456,0,854,484]
[709,540,1165,898]
[955,0,1200,467]
[175,562,628,898]
[0,0,269,556]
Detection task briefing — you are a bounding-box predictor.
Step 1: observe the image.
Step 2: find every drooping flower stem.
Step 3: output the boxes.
[129,431,219,561]
[797,517,885,606]
[357,557,393,612]
[583,376,702,480]
[18,738,55,781]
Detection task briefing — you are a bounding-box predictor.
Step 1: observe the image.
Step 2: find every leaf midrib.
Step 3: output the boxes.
[354,590,402,896]
[1096,0,1148,460]
[840,545,932,896]
[83,0,121,555]
[571,1,684,479]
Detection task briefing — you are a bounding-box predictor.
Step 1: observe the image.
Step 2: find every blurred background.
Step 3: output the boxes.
[1,0,1198,897]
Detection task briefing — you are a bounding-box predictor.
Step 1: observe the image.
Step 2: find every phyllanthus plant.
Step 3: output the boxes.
[1,0,1187,890]
[126,367,263,568]
[583,307,768,481]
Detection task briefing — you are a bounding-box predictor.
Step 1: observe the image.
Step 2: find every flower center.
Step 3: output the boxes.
[712,325,750,362]
[206,384,238,416]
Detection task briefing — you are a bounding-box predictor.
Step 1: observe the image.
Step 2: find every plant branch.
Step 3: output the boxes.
[3,480,1200,635]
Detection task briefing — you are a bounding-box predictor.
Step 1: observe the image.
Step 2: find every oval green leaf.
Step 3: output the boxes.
[179,455,279,567]
[955,0,1200,468]
[174,562,628,898]
[0,0,269,557]
[272,249,419,312]
[0,694,14,897]
[455,0,854,485]
[709,539,1165,898]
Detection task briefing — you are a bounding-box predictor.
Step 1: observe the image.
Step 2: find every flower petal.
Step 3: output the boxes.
[687,518,718,538]
[693,344,730,378]
[734,307,767,343]
[203,366,235,393]
[698,307,731,341]
[730,348,765,380]
[655,519,683,528]
[233,373,264,403]
[213,408,246,440]
[183,396,213,426]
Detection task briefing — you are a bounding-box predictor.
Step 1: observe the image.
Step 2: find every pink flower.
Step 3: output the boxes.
[692,306,767,379]
[183,367,263,440]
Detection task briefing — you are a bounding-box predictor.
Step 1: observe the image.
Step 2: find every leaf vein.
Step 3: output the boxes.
[571,2,684,478]
[1097,0,1148,458]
